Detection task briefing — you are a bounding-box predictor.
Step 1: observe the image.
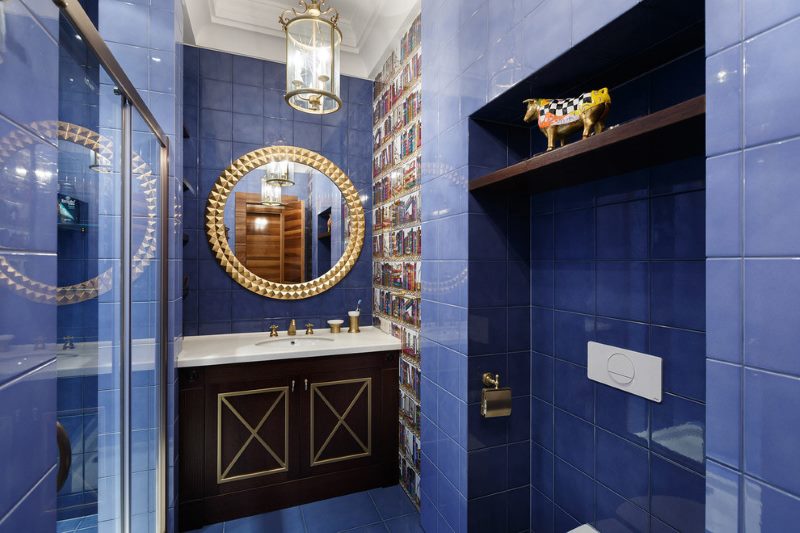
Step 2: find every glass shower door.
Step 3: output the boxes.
[55,11,124,531]
[128,107,163,533]
[53,5,168,533]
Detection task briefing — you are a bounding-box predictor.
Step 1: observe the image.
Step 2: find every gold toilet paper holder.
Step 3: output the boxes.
[481,372,512,418]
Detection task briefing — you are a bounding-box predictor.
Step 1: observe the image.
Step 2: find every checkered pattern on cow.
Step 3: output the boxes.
[538,93,594,117]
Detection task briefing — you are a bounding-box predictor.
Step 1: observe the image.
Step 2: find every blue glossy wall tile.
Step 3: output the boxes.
[596,262,649,322]
[706,460,740,533]
[650,261,705,330]
[650,455,705,532]
[744,259,800,376]
[0,360,57,519]
[744,476,800,532]
[744,368,800,495]
[650,394,705,473]
[596,200,649,260]
[553,360,594,422]
[706,361,741,469]
[743,0,800,38]
[554,261,594,314]
[0,0,61,526]
[706,45,742,156]
[706,153,742,257]
[554,459,594,526]
[651,325,705,401]
[183,48,373,335]
[554,410,594,475]
[530,488,554,533]
[0,0,58,127]
[596,385,650,446]
[706,0,741,53]
[743,16,800,146]
[706,5,800,522]
[529,150,705,529]
[743,138,800,257]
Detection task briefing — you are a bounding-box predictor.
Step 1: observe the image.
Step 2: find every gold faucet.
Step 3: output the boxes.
[288,319,297,336]
[305,323,314,335]
[269,324,279,337]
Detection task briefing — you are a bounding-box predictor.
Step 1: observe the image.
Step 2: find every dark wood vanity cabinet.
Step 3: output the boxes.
[178,351,399,530]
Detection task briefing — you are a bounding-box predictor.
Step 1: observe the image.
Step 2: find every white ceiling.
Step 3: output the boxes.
[182,0,420,79]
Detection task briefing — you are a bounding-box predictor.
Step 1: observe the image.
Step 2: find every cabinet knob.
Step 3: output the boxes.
[304,379,308,391]
[291,379,295,392]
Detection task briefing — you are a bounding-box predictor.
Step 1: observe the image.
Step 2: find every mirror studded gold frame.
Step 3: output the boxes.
[0,120,157,305]
[206,146,365,299]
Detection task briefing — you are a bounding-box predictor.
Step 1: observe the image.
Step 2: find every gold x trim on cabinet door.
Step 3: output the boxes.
[217,387,289,484]
[310,378,372,466]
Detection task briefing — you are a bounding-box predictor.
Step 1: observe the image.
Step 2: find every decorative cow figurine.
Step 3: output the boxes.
[523,88,611,151]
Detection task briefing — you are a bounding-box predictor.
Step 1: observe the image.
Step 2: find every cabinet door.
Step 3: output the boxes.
[204,367,300,495]
[300,366,384,476]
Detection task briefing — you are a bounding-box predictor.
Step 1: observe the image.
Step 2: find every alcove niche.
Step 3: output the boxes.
[466,1,708,530]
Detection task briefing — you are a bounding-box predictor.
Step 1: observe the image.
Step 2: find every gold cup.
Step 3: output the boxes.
[348,312,360,333]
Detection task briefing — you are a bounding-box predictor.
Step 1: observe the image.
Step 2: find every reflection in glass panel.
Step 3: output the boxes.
[223,161,347,283]
[129,108,161,533]
[55,10,120,528]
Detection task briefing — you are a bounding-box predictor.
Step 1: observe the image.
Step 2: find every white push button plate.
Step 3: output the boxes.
[587,341,662,402]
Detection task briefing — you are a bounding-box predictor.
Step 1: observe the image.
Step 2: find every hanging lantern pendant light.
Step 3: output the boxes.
[260,160,295,207]
[280,0,343,115]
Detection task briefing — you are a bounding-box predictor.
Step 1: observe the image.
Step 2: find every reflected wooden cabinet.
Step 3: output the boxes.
[178,351,399,531]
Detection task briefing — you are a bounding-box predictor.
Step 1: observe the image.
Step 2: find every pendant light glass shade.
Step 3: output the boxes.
[265,159,295,187]
[280,1,342,115]
[261,176,285,207]
[260,160,294,207]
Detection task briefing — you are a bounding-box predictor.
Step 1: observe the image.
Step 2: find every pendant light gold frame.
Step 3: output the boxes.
[280,0,343,115]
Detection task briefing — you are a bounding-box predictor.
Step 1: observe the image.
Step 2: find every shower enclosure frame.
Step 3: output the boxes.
[54,1,171,532]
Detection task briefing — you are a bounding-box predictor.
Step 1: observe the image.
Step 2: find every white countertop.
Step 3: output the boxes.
[176,326,401,368]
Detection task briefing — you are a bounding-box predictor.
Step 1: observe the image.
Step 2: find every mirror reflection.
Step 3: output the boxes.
[223,160,348,284]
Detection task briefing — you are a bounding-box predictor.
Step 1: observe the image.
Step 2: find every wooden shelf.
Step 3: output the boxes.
[469,95,705,194]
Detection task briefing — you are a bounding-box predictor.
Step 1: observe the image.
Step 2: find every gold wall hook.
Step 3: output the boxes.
[482,372,500,389]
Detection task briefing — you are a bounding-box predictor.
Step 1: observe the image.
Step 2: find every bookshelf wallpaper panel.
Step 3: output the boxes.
[372,14,423,506]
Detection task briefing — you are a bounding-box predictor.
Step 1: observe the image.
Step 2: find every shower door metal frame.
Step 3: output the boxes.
[53,1,171,532]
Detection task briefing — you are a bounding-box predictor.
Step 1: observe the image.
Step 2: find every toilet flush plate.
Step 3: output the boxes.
[587,341,662,402]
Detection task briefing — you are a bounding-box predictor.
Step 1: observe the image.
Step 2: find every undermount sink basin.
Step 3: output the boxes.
[254,336,336,347]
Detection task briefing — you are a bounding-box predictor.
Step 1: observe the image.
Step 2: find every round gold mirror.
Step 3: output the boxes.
[0,120,157,305]
[205,146,365,300]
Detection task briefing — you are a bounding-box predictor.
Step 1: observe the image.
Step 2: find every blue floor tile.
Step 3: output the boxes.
[340,524,388,532]
[368,485,418,520]
[302,491,383,533]
[57,514,99,533]
[384,514,425,533]
[135,486,418,533]
[78,515,98,530]
[225,507,305,533]
[57,517,83,533]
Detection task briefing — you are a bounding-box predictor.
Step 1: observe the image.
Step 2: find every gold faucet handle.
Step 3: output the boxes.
[305,323,314,335]
[269,324,279,337]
